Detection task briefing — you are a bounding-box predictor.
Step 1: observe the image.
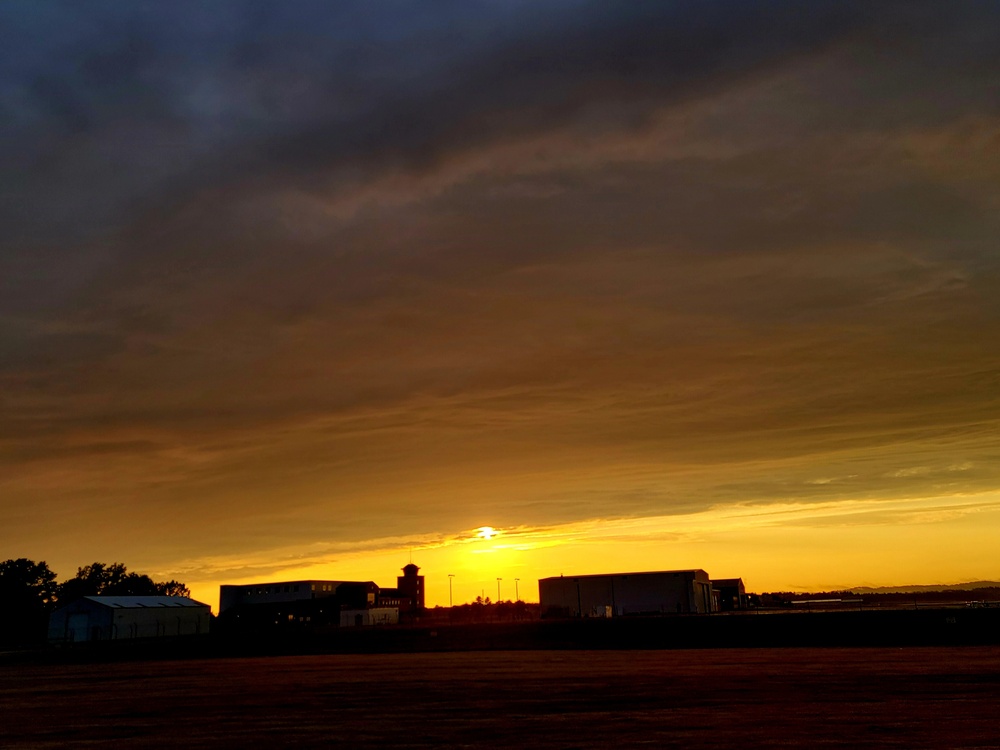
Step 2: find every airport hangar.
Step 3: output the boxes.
[48,596,211,642]
[713,577,748,611]
[538,570,719,617]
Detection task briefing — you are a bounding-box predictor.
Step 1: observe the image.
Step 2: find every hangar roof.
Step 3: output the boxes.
[82,596,208,609]
[539,569,709,582]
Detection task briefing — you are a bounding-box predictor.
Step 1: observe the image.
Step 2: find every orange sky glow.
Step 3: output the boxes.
[181,490,1000,611]
[2,3,999,612]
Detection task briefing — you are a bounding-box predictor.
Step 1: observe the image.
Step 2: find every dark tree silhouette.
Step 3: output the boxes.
[57,562,126,601]
[0,559,191,648]
[0,558,58,646]
[154,579,191,597]
[58,562,190,601]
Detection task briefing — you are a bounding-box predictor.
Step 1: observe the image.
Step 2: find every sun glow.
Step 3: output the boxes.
[179,490,1000,613]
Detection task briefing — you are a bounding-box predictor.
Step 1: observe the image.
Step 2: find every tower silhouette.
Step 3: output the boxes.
[398,563,424,611]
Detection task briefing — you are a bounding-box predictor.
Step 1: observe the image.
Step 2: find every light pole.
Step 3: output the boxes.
[515,578,520,602]
[448,574,455,607]
[497,577,502,602]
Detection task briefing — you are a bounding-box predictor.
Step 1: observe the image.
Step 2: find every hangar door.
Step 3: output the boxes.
[67,613,89,642]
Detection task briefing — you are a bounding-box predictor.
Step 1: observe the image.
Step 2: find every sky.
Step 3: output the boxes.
[2,1,999,611]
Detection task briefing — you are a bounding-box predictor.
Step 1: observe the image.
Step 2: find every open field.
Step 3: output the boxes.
[2,647,1000,748]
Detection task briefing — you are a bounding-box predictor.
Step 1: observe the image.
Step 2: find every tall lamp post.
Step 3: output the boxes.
[448,574,455,607]
[514,578,520,602]
[497,577,502,602]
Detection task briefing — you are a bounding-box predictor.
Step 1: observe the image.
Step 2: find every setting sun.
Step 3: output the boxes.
[475,527,499,541]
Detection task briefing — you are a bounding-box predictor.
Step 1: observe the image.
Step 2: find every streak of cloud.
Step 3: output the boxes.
[1,2,998,591]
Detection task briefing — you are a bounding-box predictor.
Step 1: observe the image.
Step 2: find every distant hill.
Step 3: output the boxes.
[849,581,1000,594]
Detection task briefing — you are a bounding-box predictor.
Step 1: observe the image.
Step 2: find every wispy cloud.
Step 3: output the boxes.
[2,2,998,590]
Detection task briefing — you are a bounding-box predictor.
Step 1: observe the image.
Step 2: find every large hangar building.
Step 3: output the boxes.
[48,596,211,642]
[539,570,716,617]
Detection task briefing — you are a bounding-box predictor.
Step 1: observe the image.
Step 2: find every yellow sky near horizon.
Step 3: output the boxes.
[180,489,1000,613]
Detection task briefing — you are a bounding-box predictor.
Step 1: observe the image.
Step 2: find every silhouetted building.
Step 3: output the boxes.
[218,566,424,631]
[48,596,210,642]
[712,578,748,611]
[379,563,424,613]
[539,570,716,617]
[218,579,379,629]
[218,579,377,614]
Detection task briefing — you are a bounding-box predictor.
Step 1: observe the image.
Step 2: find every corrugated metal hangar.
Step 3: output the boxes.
[539,570,716,617]
[48,596,211,642]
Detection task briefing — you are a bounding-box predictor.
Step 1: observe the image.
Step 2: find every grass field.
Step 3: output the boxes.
[3,647,999,748]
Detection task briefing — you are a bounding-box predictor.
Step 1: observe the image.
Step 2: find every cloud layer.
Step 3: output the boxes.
[2,2,999,588]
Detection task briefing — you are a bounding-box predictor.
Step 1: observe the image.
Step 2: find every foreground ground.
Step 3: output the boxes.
[2,647,999,748]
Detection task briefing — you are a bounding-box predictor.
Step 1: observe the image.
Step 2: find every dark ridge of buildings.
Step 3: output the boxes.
[44,563,752,645]
[217,564,425,631]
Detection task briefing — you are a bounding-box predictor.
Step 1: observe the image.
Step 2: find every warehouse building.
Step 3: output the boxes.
[48,596,210,642]
[712,578,748,611]
[539,570,716,617]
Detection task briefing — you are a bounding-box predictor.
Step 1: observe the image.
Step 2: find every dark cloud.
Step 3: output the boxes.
[1,2,999,581]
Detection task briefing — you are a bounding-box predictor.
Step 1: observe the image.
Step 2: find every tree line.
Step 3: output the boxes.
[431,597,539,624]
[0,558,189,647]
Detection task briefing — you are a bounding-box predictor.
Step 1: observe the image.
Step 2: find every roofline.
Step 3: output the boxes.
[539,569,709,581]
[219,580,376,588]
[74,596,209,608]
